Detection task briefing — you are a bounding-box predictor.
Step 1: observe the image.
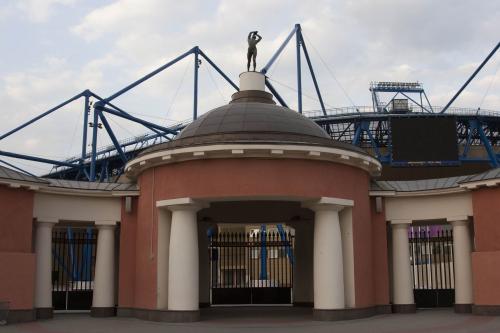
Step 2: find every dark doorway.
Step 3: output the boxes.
[209,228,294,305]
[52,227,97,310]
[409,225,455,308]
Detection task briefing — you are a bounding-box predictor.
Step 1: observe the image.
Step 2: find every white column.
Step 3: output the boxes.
[167,204,203,311]
[312,204,345,309]
[449,219,473,306]
[34,220,57,311]
[157,209,172,309]
[339,207,355,308]
[391,221,415,307]
[92,224,116,311]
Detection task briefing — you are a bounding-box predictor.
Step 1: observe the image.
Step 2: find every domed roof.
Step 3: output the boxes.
[141,89,366,155]
[177,97,329,142]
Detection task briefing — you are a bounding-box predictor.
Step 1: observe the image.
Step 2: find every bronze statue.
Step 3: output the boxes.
[247,31,262,71]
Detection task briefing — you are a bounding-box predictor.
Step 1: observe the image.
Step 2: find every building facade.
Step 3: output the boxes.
[1,72,500,323]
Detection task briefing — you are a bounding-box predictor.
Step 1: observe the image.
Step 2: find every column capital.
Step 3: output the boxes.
[95,223,116,230]
[446,216,469,224]
[390,219,412,225]
[156,197,208,212]
[36,217,58,225]
[302,197,353,212]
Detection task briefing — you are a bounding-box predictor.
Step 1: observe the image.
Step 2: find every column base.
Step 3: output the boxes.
[35,307,53,319]
[4,309,36,323]
[391,304,416,313]
[117,307,200,322]
[91,307,116,317]
[454,304,472,313]
[472,305,500,315]
[313,306,388,321]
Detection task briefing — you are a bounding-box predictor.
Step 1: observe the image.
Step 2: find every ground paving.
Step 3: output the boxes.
[3,308,500,333]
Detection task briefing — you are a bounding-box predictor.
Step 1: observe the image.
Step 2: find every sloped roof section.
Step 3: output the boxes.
[0,165,48,184]
[47,179,138,191]
[460,167,500,183]
[372,175,470,192]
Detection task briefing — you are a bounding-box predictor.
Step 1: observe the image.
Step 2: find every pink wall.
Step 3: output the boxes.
[0,186,34,253]
[134,158,377,309]
[471,187,500,252]
[0,252,35,309]
[472,251,500,305]
[133,169,158,309]
[370,197,390,306]
[471,186,500,306]
[118,197,138,308]
[0,185,35,310]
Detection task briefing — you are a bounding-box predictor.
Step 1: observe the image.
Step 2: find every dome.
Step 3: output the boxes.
[176,91,330,142]
[141,74,367,155]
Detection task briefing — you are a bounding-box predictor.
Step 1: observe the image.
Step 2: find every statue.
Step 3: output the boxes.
[247,31,262,71]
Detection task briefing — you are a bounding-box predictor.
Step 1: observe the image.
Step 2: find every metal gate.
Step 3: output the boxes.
[52,227,97,310]
[209,228,294,304]
[409,226,454,308]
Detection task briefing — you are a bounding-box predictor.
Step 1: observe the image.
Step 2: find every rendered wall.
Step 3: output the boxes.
[135,158,376,309]
[370,197,390,306]
[0,185,35,311]
[471,186,500,309]
[118,197,138,308]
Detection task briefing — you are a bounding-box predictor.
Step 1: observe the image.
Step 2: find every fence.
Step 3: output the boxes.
[409,227,455,307]
[209,230,294,304]
[52,227,97,310]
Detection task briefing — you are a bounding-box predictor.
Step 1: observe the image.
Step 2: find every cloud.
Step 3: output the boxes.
[0,0,499,175]
[16,0,76,23]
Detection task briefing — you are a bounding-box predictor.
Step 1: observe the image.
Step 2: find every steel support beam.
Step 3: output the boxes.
[96,105,179,135]
[0,150,78,168]
[89,103,100,181]
[298,30,327,116]
[105,47,196,103]
[0,91,84,140]
[97,111,128,164]
[193,47,199,120]
[198,50,239,91]
[296,24,303,114]
[441,41,500,114]
[265,79,289,108]
[261,25,298,74]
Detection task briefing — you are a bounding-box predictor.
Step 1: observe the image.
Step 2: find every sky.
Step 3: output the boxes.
[0,0,499,175]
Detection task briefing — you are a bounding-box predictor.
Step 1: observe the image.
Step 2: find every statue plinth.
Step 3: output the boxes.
[239,72,266,91]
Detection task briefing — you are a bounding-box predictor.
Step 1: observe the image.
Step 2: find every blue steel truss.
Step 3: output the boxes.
[0,25,499,180]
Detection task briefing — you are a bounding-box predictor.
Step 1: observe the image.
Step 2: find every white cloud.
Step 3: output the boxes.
[16,0,76,23]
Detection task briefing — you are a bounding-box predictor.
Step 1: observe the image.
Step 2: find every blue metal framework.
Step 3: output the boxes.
[0,25,499,180]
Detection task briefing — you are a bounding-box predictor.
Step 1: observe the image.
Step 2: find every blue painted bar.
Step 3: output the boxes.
[0,150,78,168]
[441,41,500,114]
[296,24,303,114]
[261,25,298,74]
[299,30,327,116]
[97,111,128,163]
[0,91,84,140]
[105,47,196,102]
[198,50,239,91]
[193,47,199,120]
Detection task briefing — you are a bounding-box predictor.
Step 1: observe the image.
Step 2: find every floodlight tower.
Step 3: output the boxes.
[370,81,433,113]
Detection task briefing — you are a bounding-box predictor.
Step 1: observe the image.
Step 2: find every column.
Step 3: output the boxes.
[391,221,416,313]
[157,209,172,309]
[167,202,204,314]
[339,207,355,308]
[34,219,57,319]
[313,205,345,310]
[448,218,473,313]
[91,224,116,317]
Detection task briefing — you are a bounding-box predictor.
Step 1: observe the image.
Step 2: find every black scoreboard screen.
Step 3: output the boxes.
[391,117,458,164]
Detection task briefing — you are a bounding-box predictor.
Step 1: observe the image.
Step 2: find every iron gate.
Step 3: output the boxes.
[52,227,97,310]
[409,226,454,308]
[209,229,294,304]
